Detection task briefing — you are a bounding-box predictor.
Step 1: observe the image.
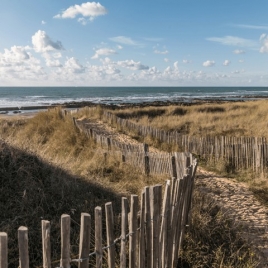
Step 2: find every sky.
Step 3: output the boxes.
[0,0,268,87]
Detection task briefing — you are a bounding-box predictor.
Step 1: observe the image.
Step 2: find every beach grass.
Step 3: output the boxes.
[0,106,260,267]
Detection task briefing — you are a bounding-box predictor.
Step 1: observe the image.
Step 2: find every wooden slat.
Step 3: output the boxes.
[105,202,115,268]
[42,220,51,268]
[18,226,29,268]
[78,213,91,268]
[0,232,8,268]
[120,197,128,268]
[139,191,146,268]
[60,214,70,268]
[129,195,138,268]
[95,207,102,268]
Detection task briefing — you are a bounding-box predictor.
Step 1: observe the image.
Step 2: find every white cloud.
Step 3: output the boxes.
[110,36,140,46]
[203,60,215,67]
[233,49,245,54]
[235,24,268,31]
[41,20,46,25]
[78,18,88,25]
[64,57,85,73]
[91,48,117,59]
[0,46,30,65]
[46,59,62,67]
[164,58,169,62]
[32,30,64,53]
[207,36,257,47]
[239,59,244,63]
[54,2,107,21]
[232,70,240,74]
[154,49,169,54]
[260,34,268,53]
[0,46,46,82]
[117,59,149,70]
[223,60,231,66]
[174,61,179,70]
[182,59,191,64]
[144,37,164,42]
[117,45,123,50]
[42,53,63,67]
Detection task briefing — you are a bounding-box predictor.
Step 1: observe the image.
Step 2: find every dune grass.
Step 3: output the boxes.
[0,107,259,267]
[112,100,268,138]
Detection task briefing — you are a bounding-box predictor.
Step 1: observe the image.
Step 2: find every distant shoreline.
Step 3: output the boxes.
[0,97,268,115]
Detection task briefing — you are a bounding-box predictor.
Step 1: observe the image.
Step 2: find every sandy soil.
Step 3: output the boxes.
[79,117,268,267]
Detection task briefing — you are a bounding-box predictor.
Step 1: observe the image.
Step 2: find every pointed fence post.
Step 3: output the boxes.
[105,202,115,268]
[139,191,146,268]
[95,207,102,268]
[18,226,29,268]
[78,213,91,268]
[60,214,70,268]
[171,155,177,179]
[120,197,128,268]
[150,185,162,268]
[0,232,7,268]
[42,220,51,268]
[129,195,138,268]
[145,186,152,268]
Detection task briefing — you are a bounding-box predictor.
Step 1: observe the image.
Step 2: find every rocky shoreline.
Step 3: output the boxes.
[0,97,258,114]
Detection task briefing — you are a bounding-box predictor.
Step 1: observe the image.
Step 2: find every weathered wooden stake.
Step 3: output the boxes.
[95,207,102,268]
[60,214,70,268]
[171,155,177,179]
[78,213,91,268]
[144,155,150,176]
[0,232,7,268]
[42,220,51,268]
[18,226,29,268]
[105,202,115,268]
[129,195,138,268]
[120,198,128,268]
[139,191,146,268]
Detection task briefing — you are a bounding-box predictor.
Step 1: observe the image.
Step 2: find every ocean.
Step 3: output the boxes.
[1,86,268,112]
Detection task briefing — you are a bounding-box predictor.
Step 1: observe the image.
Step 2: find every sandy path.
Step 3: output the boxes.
[80,118,268,267]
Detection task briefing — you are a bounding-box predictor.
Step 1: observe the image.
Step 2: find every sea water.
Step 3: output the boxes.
[1,86,268,110]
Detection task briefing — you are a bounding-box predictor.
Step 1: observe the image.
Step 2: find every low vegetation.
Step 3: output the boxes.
[0,106,260,267]
[112,100,268,138]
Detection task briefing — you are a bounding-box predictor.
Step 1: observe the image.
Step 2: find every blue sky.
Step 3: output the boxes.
[0,0,268,86]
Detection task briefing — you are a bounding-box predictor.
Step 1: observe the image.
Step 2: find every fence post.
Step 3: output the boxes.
[150,185,162,268]
[18,226,29,268]
[120,198,128,268]
[95,207,102,268]
[0,232,7,268]
[139,190,146,268]
[145,186,152,268]
[60,214,70,268]
[171,155,177,179]
[144,156,150,176]
[129,195,138,268]
[42,220,51,268]
[143,143,149,153]
[107,137,111,151]
[104,152,107,165]
[159,180,171,268]
[105,202,115,268]
[78,213,91,268]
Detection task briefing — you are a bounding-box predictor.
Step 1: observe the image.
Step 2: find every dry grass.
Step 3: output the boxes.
[113,100,268,138]
[0,106,259,267]
[179,192,258,268]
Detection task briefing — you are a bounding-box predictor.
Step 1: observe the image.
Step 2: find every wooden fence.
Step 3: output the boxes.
[102,111,268,173]
[0,159,197,268]
[73,117,194,177]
